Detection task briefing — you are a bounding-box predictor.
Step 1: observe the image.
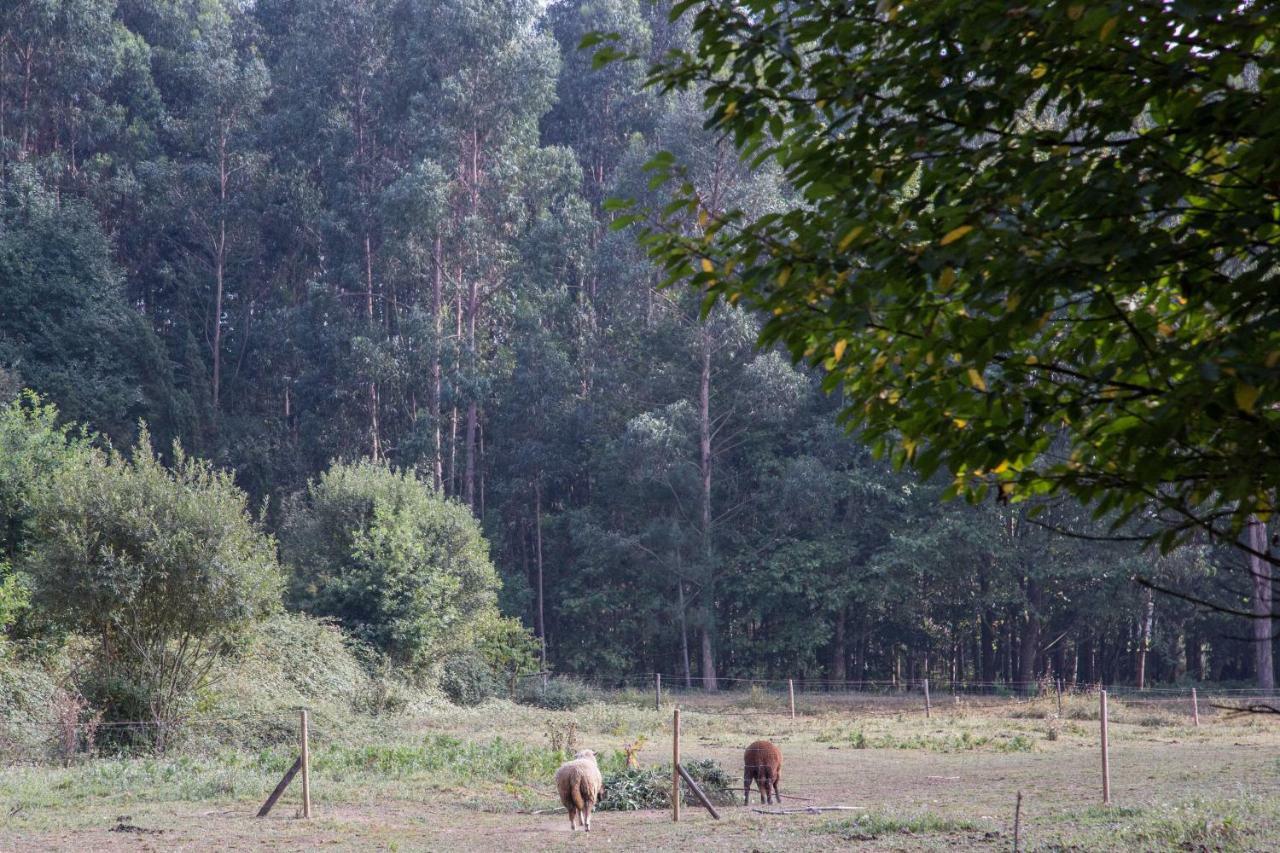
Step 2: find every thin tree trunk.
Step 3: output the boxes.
[1249,515,1275,692]
[1018,582,1040,694]
[364,231,380,461]
[448,288,461,494]
[535,481,546,670]
[697,328,717,691]
[478,409,485,517]
[831,605,847,685]
[431,234,444,489]
[211,126,228,418]
[700,628,716,692]
[1136,588,1154,689]
[463,274,479,509]
[677,567,692,688]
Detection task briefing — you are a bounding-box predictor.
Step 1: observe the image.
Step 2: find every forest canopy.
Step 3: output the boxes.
[0,0,1275,696]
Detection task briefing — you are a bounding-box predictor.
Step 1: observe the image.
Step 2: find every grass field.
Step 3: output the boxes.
[3,688,1279,851]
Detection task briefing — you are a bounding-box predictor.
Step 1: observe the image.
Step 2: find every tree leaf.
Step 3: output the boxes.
[1235,383,1259,413]
[940,225,974,246]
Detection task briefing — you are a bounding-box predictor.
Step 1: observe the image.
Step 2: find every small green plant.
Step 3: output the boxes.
[997,734,1034,753]
[544,718,580,756]
[825,811,980,841]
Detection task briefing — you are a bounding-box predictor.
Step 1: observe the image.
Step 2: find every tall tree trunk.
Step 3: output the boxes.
[431,233,444,489]
[1136,588,1154,689]
[831,605,847,685]
[448,288,462,495]
[463,275,479,509]
[700,628,716,692]
[1248,515,1275,692]
[364,231,380,461]
[211,126,228,419]
[677,565,692,688]
[979,567,996,689]
[1018,583,1040,694]
[980,611,996,688]
[697,328,717,691]
[534,481,546,670]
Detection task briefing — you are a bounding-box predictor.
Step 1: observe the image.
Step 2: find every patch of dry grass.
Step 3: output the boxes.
[3,689,1278,851]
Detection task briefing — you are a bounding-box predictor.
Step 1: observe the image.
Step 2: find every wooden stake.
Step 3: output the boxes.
[1055,678,1063,716]
[788,678,796,719]
[1099,690,1111,805]
[672,708,680,823]
[677,762,721,820]
[1013,790,1023,852]
[655,672,662,711]
[257,756,302,818]
[300,709,312,819]
[923,678,931,718]
[1191,687,1200,727]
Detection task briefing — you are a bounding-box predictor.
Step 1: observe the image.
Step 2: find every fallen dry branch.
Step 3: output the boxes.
[751,806,865,815]
[1209,702,1280,717]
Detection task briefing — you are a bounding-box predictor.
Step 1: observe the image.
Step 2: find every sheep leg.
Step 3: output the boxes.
[583,800,593,832]
[773,776,781,804]
[568,806,578,831]
[743,777,751,805]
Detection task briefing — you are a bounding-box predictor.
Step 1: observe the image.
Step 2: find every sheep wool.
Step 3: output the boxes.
[554,749,604,832]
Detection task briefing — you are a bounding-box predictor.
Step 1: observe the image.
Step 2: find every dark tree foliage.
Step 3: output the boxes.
[1,0,1274,690]
[620,1,1280,558]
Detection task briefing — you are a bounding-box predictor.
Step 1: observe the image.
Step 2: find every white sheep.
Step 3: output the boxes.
[554,748,603,832]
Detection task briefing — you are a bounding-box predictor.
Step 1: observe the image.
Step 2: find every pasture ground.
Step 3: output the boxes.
[2,688,1278,851]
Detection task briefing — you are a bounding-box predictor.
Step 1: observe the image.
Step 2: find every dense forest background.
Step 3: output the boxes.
[1,0,1273,692]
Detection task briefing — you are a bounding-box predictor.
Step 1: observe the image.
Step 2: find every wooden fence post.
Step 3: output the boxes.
[788,679,796,719]
[1013,790,1023,853]
[300,709,312,819]
[257,710,313,819]
[672,707,681,822]
[1191,687,1200,727]
[923,678,931,718]
[256,757,302,817]
[655,672,662,711]
[1100,690,1111,805]
[677,762,722,820]
[1055,679,1063,716]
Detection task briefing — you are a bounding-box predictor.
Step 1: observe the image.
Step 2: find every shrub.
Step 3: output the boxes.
[23,431,282,740]
[199,612,428,738]
[516,677,593,710]
[282,461,501,672]
[0,655,59,760]
[440,652,504,707]
[0,394,91,642]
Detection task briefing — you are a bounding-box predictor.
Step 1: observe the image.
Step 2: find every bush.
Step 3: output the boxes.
[0,655,59,760]
[23,431,282,738]
[440,652,504,707]
[282,461,501,671]
[516,677,594,710]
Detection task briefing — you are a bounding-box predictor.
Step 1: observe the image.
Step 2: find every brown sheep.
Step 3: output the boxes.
[554,749,604,831]
[743,739,783,805]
